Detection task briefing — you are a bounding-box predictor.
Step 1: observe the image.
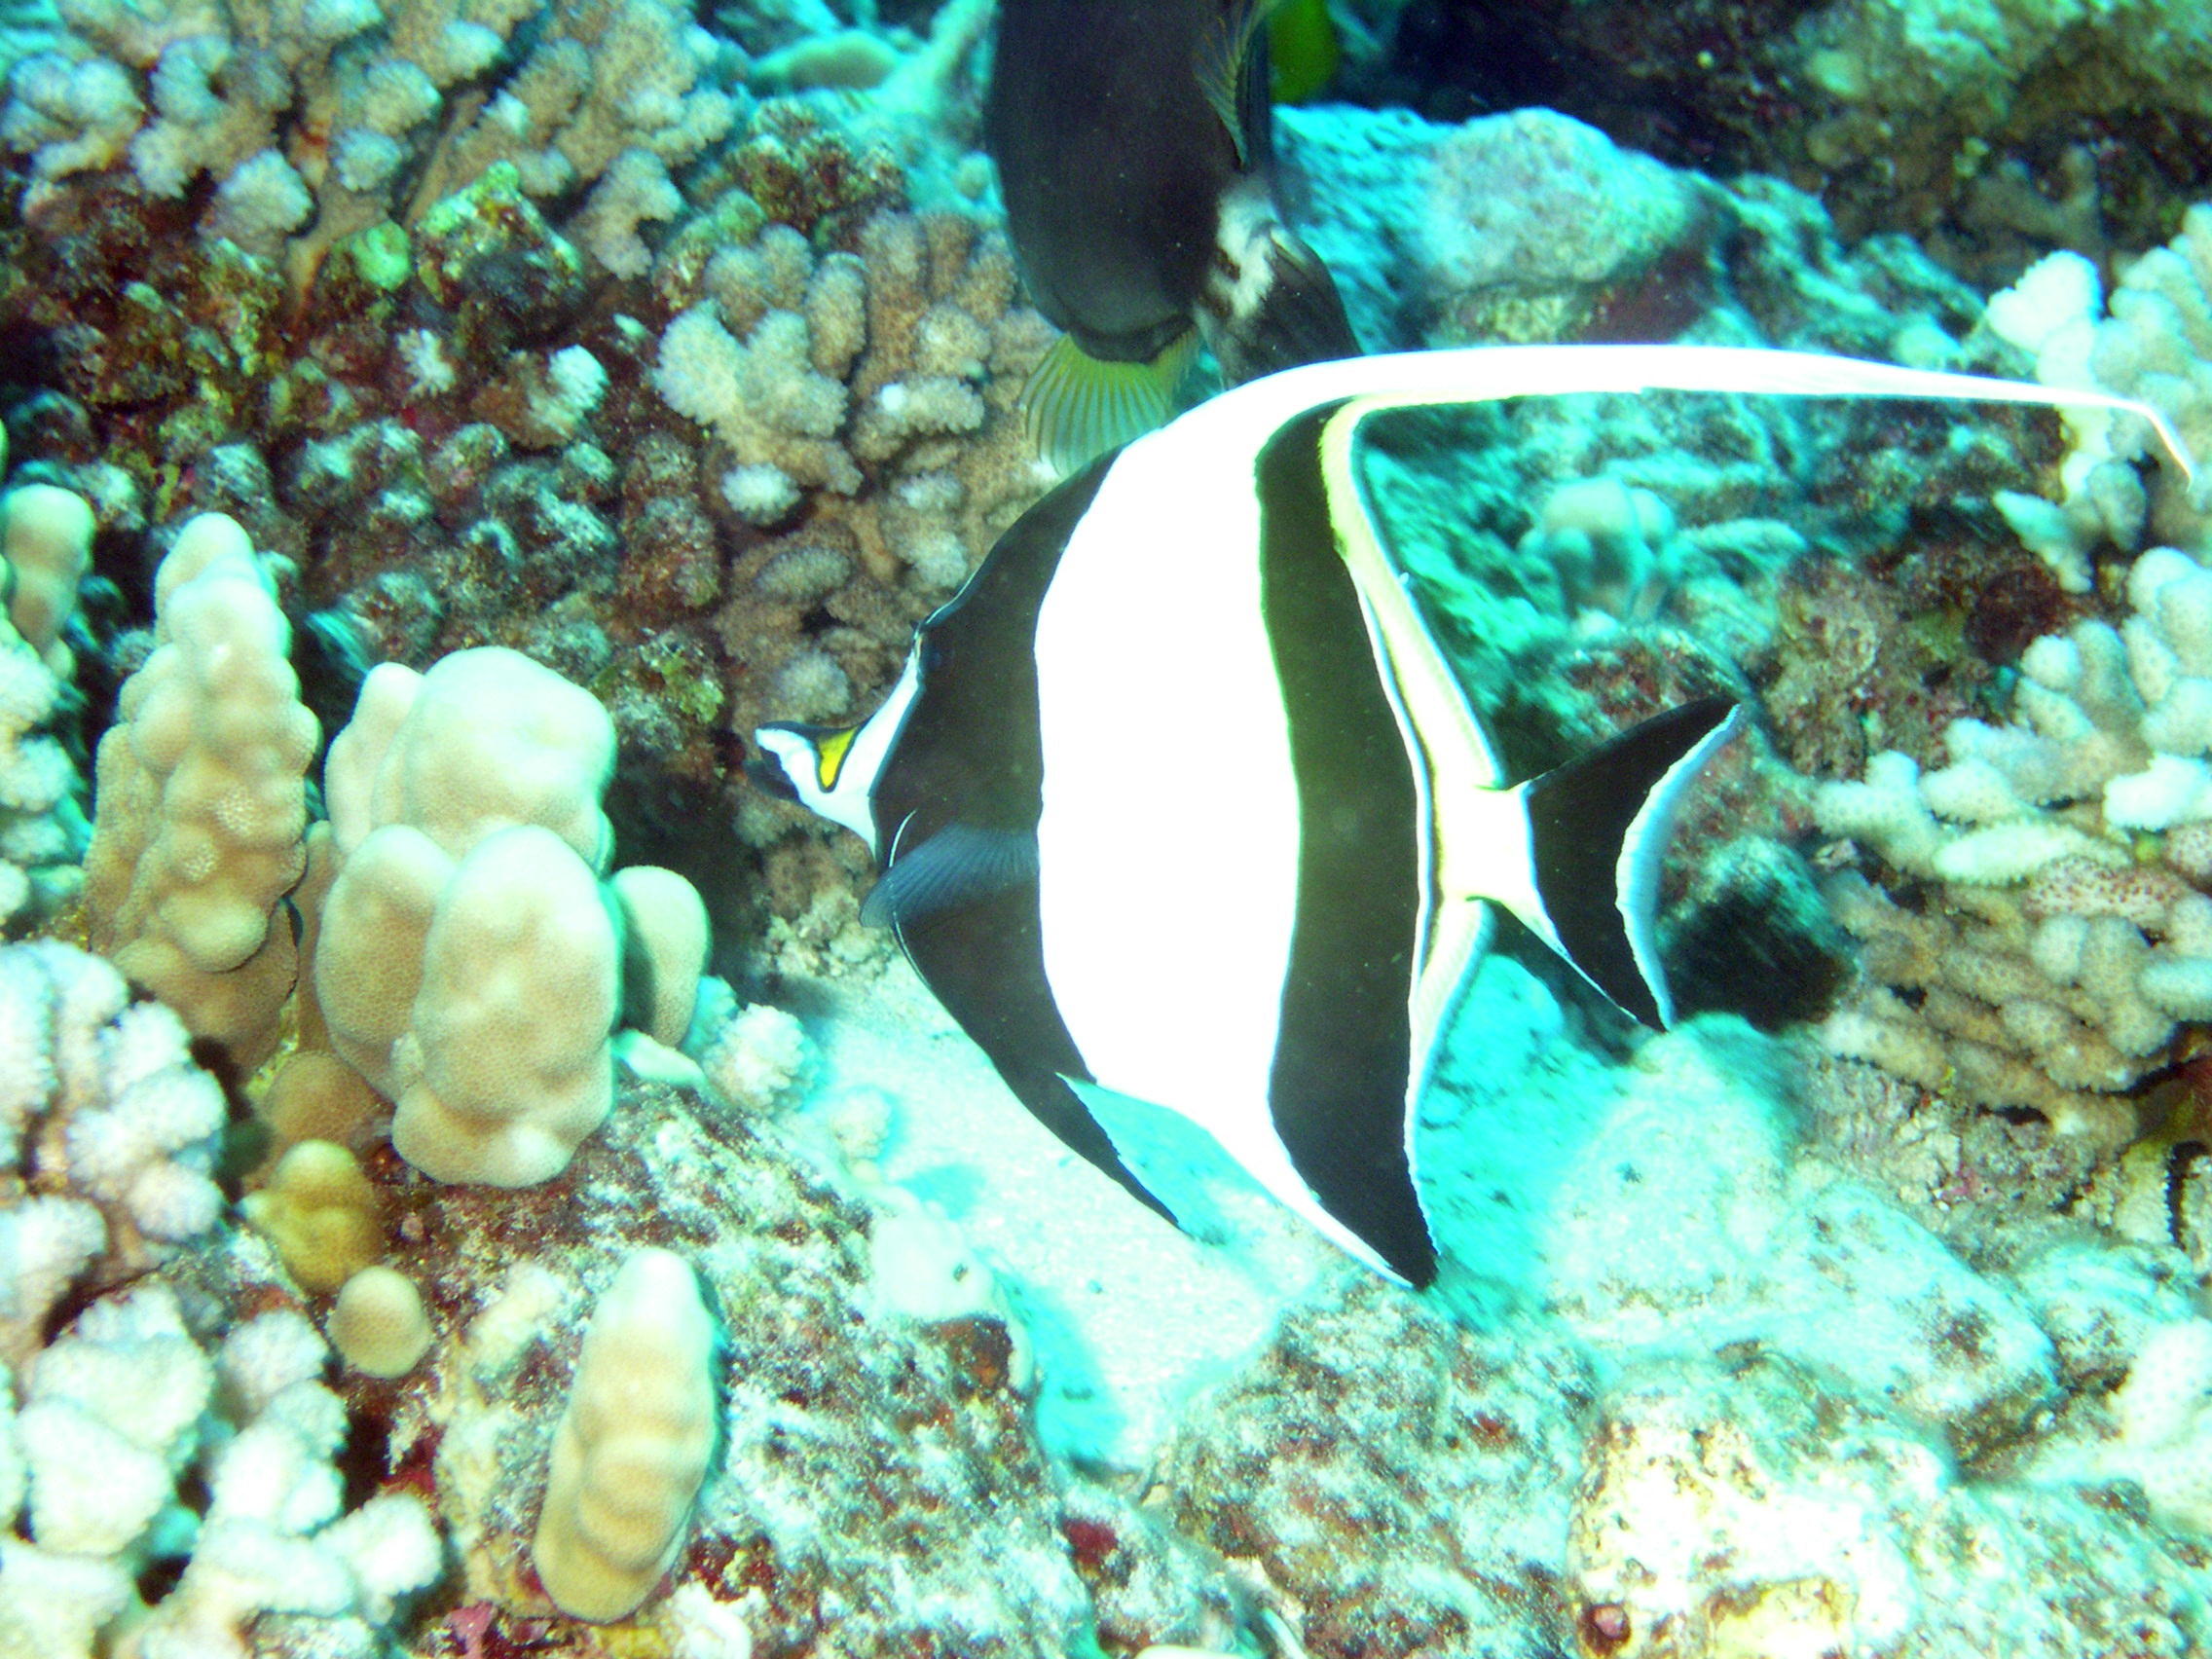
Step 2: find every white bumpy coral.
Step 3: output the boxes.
[82,512,317,1073]
[0,1294,443,1658]
[0,937,442,1654]
[0,940,224,1367]
[0,454,94,928]
[1984,204,2212,578]
[1818,547,2212,1140]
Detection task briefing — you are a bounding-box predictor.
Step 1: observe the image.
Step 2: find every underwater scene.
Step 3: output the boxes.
[8,0,2212,1654]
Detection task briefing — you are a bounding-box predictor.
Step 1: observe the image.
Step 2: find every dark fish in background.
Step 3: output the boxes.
[984,0,1361,472]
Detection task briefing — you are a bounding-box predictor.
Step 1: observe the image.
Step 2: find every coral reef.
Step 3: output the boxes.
[0,940,222,1348]
[1568,1346,2206,1659]
[0,939,441,1658]
[1162,1280,1589,1657]
[530,1246,718,1622]
[1329,0,2212,284]
[0,439,90,932]
[353,1062,1122,1654]
[0,0,735,276]
[653,205,1051,746]
[83,511,315,1072]
[1815,545,2212,1142]
[306,642,714,1189]
[1280,99,1997,360]
[12,2,2212,1654]
[1143,962,2212,1659]
[1984,206,2212,572]
[0,81,1049,936]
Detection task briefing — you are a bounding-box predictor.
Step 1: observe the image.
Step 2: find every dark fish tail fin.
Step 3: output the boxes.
[1509,697,1741,1028]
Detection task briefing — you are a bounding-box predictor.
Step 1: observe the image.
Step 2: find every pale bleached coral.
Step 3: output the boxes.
[82,511,316,1072]
[0,1287,442,1658]
[1,0,734,270]
[2054,1316,2212,1536]
[2091,204,2212,549]
[1817,546,2212,1140]
[0,940,436,1654]
[1983,207,2212,585]
[0,940,224,1368]
[0,463,92,932]
[698,999,810,1115]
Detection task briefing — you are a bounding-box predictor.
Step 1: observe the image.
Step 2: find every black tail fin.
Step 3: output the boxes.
[1518,697,1741,1028]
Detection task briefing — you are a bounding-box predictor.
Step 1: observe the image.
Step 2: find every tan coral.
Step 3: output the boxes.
[653,205,1053,757]
[530,1246,718,1623]
[241,1138,386,1294]
[387,825,619,1187]
[82,512,316,1072]
[1818,547,2212,1144]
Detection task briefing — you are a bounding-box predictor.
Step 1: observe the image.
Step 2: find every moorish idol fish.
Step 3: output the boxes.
[984,0,1360,474]
[753,345,2190,1287]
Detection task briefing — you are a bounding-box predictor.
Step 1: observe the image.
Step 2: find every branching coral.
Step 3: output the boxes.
[0,940,223,1363]
[0,939,439,1655]
[0,1286,443,1657]
[653,205,1051,746]
[0,455,92,932]
[1817,546,2212,1142]
[1,0,734,272]
[1982,205,2212,586]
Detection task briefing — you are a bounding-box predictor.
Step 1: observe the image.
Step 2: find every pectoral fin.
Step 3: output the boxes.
[862,822,1041,931]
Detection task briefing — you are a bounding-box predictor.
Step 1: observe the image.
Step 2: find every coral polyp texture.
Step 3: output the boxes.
[0,940,441,1658]
[305,644,709,1186]
[83,511,317,1071]
[529,1245,718,1622]
[653,204,1051,741]
[0,0,735,272]
[0,450,91,931]
[1816,546,2212,1142]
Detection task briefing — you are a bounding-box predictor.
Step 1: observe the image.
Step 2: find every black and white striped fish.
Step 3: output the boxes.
[753,345,2184,1286]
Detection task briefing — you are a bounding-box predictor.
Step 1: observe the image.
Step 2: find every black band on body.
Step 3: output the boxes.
[1256,403,1435,1286]
[874,455,1171,1222]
